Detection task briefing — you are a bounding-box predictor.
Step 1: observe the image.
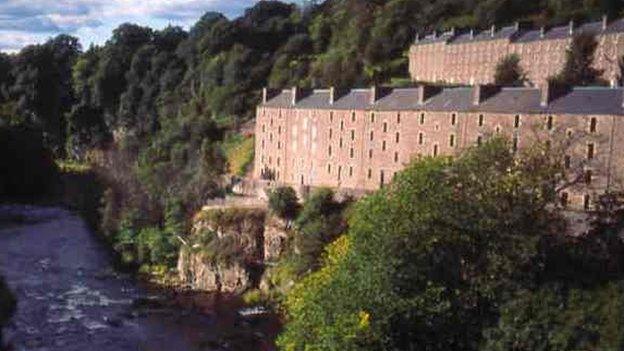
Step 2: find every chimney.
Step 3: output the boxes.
[514,21,520,31]
[369,86,391,104]
[450,27,456,36]
[418,84,442,105]
[470,29,474,39]
[262,87,280,104]
[602,15,609,31]
[569,20,575,35]
[291,86,298,105]
[491,24,496,37]
[540,26,545,38]
[329,87,336,105]
[415,33,420,42]
[541,81,570,107]
[473,84,501,105]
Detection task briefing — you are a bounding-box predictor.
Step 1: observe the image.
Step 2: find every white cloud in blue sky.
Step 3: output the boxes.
[0,0,270,52]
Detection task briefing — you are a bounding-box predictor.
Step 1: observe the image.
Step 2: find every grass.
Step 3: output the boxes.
[223,133,255,176]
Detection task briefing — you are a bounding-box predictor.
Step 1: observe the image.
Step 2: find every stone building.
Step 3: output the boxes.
[409,16,624,86]
[254,84,624,210]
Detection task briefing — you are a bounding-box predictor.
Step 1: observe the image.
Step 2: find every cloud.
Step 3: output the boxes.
[0,0,296,52]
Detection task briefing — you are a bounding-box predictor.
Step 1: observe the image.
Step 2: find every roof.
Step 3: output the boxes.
[260,86,624,116]
[415,17,624,46]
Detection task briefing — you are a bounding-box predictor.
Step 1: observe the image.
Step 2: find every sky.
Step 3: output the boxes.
[0,0,276,53]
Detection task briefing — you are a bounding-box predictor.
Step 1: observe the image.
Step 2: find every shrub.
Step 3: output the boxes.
[268,186,299,220]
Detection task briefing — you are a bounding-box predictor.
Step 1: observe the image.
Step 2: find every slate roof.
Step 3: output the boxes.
[415,17,624,45]
[261,86,624,116]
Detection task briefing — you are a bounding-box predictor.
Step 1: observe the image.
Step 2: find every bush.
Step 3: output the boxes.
[268,186,299,220]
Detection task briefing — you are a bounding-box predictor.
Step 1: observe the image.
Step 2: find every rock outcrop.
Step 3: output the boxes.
[177,206,290,293]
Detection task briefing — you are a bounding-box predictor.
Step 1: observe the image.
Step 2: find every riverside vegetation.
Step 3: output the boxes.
[2,0,624,349]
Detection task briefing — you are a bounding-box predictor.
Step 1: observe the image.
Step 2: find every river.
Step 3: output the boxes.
[0,205,277,351]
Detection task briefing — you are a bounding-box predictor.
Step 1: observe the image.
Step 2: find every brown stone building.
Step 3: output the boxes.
[409,17,624,86]
[254,84,624,210]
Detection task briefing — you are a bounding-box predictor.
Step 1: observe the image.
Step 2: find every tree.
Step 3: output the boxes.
[554,32,605,86]
[268,186,299,220]
[278,138,565,350]
[494,54,526,86]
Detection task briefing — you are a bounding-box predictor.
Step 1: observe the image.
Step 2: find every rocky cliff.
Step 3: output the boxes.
[177,206,290,293]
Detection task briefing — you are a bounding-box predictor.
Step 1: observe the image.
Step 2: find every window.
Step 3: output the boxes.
[338,166,342,181]
[269,133,273,142]
[330,112,333,122]
[449,134,455,147]
[380,170,385,187]
[546,115,553,130]
[368,168,372,179]
[420,113,425,125]
[262,124,266,132]
[478,114,484,126]
[589,117,597,133]
[561,192,569,207]
[327,164,331,174]
[514,115,520,128]
[340,120,344,131]
[329,128,333,139]
[395,132,400,143]
[584,194,591,210]
[349,166,353,177]
[277,157,280,166]
[585,169,592,184]
[261,139,265,149]
[451,113,457,125]
[477,136,483,146]
[277,141,281,149]
[433,144,439,156]
[564,155,571,169]
[382,141,387,151]
[383,122,388,133]
[328,146,332,156]
[495,126,501,134]
[278,126,281,134]
[394,152,399,163]
[512,136,518,152]
[369,149,373,159]
[397,113,401,124]
[270,118,273,126]
[351,112,356,122]
[371,113,375,123]
[350,148,354,158]
[587,143,595,160]
[370,131,374,141]
[418,132,424,145]
[351,130,355,140]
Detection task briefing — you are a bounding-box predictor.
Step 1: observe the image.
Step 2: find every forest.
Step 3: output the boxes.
[2,0,624,349]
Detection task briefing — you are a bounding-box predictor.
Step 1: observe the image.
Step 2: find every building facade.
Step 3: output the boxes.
[409,17,624,86]
[254,85,624,209]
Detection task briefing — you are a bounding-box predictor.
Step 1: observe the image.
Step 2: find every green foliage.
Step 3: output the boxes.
[0,125,58,199]
[223,133,255,176]
[553,32,607,86]
[483,282,624,351]
[278,138,566,350]
[268,186,299,220]
[293,188,349,274]
[494,54,526,86]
